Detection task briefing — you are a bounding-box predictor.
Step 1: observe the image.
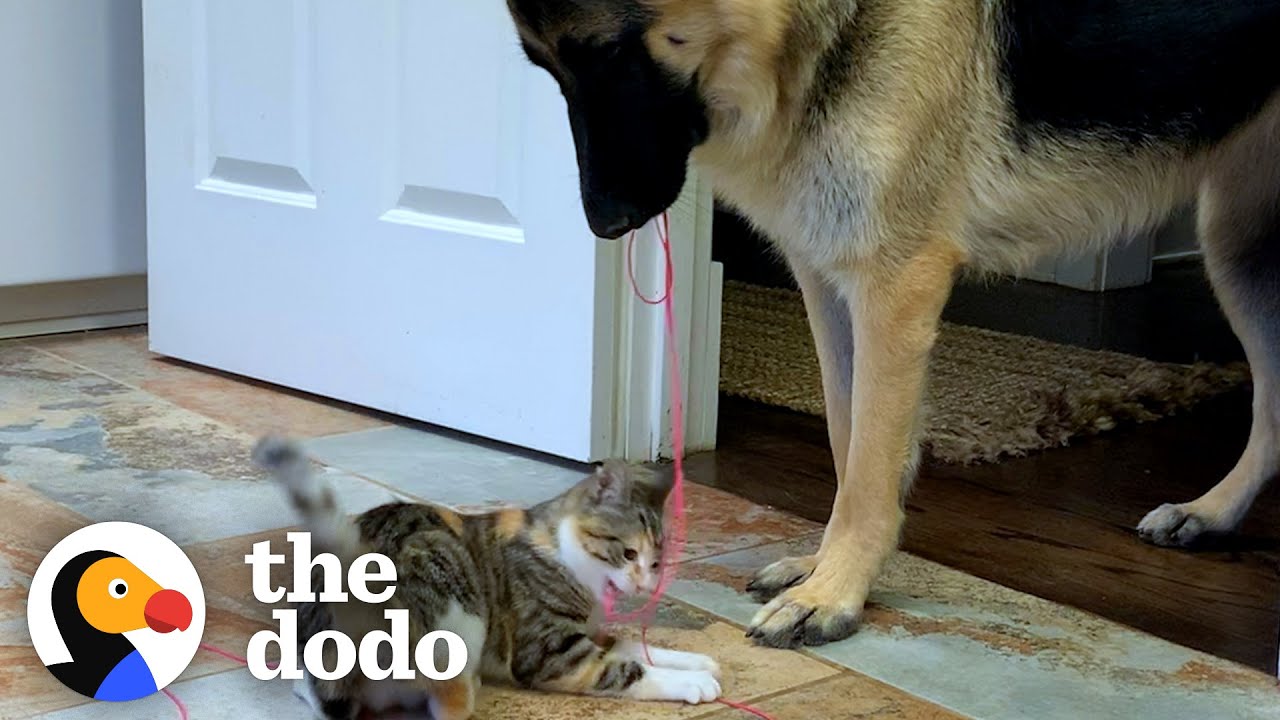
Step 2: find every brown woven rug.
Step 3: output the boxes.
[720,281,1251,464]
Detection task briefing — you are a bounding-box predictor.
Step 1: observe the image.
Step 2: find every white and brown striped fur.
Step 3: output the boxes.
[252,437,721,719]
[507,0,1280,648]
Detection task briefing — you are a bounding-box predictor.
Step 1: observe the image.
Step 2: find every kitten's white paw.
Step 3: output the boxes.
[640,667,721,704]
[660,650,720,679]
[683,653,721,680]
[626,645,722,679]
[675,670,722,704]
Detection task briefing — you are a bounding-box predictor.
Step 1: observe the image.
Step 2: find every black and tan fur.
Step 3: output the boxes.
[506,0,1280,648]
[251,437,721,719]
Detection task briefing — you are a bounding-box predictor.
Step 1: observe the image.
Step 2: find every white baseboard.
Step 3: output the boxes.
[0,275,147,339]
[0,311,148,340]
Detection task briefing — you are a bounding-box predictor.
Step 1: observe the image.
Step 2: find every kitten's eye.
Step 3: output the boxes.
[623,548,639,562]
[667,35,687,46]
[651,561,661,571]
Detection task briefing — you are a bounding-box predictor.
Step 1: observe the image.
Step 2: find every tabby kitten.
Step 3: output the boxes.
[251,437,721,720]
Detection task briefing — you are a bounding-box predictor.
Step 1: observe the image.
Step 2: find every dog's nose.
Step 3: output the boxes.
[585,193,644,239]
[593,214,635,239]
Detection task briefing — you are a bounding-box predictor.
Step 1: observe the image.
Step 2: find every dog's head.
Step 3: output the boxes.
[507,0,714,238]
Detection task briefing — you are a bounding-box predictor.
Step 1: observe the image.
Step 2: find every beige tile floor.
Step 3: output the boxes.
[2,328,1277,720]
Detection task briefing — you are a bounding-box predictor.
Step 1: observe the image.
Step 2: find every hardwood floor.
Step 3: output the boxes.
[704,210,1279,671]
[691,391,1280,673]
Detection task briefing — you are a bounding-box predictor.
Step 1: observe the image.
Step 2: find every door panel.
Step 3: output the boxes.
[144,0,610,460]
[382,1,525,240]
[197,0,315,206]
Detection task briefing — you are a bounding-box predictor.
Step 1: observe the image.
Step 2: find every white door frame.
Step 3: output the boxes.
[607,172,722,462]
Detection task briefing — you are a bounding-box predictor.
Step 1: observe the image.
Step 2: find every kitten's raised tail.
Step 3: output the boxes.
[252,436,361,560]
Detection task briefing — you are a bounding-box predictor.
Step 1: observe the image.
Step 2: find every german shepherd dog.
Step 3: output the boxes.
[505,0,1280,649]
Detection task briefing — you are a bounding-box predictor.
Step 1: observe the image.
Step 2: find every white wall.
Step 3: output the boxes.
[0,0,146,287]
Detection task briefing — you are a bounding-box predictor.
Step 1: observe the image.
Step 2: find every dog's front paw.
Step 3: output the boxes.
[1138,503,1229,547]
[746,554,817,604]
[746,578,862,648]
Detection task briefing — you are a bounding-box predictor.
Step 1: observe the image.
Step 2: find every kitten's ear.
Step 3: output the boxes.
[586,460,631,506]
[585,461,672,508]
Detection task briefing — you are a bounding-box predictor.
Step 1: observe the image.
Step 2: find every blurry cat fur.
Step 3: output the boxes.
[251,436,721,720]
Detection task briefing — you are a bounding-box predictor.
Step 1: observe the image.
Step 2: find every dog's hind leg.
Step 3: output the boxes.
[747,265,854,604]
[747,237,963,647]
[1139,101,1280,547]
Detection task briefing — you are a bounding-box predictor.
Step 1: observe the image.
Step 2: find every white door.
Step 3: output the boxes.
[142,1,721,462]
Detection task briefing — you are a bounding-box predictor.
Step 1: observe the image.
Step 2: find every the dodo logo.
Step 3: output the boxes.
[27,522,206,702]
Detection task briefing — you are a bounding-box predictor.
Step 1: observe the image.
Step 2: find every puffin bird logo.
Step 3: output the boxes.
[28,522,205,703]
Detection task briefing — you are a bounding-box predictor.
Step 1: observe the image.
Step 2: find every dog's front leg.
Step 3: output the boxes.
[747,237,963,648]
[747,265,854,604]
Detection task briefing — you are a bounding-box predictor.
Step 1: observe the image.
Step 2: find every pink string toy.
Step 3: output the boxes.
[608,213,774,720]
[170,213,773,720]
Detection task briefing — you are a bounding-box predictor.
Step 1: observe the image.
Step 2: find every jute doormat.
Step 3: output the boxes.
[720,281,1251,464]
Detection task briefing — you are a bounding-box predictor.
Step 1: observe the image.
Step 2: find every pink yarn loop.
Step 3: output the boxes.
[614,213,775,720]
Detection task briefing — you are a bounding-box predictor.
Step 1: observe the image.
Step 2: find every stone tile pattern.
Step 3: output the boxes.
[671,540,1280,720]
[27,329,388,440]
[2,329,1276,719]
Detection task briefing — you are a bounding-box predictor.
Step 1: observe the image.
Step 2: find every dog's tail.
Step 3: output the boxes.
[251,436,362,562]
